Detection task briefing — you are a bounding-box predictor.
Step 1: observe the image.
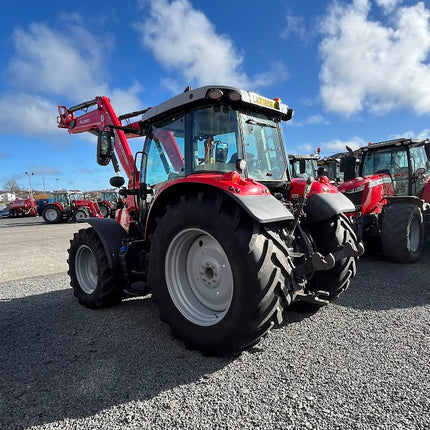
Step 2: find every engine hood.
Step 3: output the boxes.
[338,173,391,194]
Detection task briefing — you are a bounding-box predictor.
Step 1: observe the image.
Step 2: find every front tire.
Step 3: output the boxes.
[148,193,294,356]
[381,203,424,263]
[98,202,111,218]
[74,208,89,221]
[302,213,359,304]
[68,227,123,308]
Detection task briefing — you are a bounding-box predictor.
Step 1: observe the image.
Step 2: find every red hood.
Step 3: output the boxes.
[338,173,392,194]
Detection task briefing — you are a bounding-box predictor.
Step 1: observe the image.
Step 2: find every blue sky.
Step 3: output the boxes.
[1,0,430,192]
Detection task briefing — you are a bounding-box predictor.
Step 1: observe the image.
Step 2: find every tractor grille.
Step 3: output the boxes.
[344,191,363,208]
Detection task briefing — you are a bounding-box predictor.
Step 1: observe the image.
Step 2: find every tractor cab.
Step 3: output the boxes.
[359,139,430,197]
[141,94,291,198]
[288,154,319,179]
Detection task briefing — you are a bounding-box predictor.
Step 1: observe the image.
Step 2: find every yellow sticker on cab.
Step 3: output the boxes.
[250,93,276,109]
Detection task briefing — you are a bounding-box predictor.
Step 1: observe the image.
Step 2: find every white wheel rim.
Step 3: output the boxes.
[99,206,108,217]
[75,245,98,294]
[75,210,86,220]
[165,228,234,326]
[45,208,58,221]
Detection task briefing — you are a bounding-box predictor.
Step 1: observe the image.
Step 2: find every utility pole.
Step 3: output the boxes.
[25,171,34,200]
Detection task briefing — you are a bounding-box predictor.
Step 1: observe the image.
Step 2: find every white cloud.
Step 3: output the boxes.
[319,0,430,116]
[322,136,366,153]
[392,129,430,139]
[375,0,402,13]
[0,93,61,136]
[134,0,286,91]
[290,114,330,127]
[281,11,307,41]
[1,18,142,136]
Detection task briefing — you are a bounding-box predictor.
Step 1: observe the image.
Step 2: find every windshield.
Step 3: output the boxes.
[241,113,287,181]
[362,147,408,177]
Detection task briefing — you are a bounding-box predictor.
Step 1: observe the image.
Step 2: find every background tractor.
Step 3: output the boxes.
[41,191,102,224]
[289,153,319,179]
[57,85,363,355]
[339,138,430,263]
[98,190,119,218]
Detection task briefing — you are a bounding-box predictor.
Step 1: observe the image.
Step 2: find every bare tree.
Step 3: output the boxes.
[3,179,21,195]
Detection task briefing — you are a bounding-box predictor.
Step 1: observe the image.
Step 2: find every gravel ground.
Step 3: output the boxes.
[0,219,429,429]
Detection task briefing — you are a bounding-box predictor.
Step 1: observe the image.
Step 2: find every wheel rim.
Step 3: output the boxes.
[45,208,58,222]
[99,205,108,217]
[75,210,87,220]
[75,245,98,294]
[409,216,421,253]
[165,228,234,326]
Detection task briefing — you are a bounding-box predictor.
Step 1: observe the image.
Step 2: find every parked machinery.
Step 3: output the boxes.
[339,138,430,262]
[41,190,102,223]
[98,190,119,218]
[57,85,363,355]
[8,197,38,217]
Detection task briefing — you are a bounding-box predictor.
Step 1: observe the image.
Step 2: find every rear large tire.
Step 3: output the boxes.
[303,213,359,305]
[381,203,424,263]
[42,205,62,224]
[148,193,294,356]
[68,227,123,308]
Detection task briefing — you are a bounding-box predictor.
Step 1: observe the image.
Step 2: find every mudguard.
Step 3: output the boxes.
[304,192,355,223]
[231,193,294,223]
[85,217,128,269]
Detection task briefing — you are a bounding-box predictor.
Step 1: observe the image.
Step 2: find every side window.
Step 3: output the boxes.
[144,115,185,192]
[192,107,240,172]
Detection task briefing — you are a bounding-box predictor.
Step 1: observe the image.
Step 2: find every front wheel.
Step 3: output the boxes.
[148,193,294,355]
[98,202,111,218]
[301,213,359,306]
[74,208,89,221]
[381,203,424,263]
[68,227,123,308]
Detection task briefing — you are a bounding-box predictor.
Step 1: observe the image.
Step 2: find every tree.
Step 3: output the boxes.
[3,179,21,195]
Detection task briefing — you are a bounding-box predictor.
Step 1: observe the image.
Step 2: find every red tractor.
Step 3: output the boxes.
[41,191,102,224]
[57,85,363,355]
[288,153,319,179]
[9,197,38,217]
[338,138,430,263]
[97,190,119,218]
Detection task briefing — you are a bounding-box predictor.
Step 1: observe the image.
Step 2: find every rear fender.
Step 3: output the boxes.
[45,202,64,211]
[86,218,128,269]
[304,192,355,223]
[144,182,294,238]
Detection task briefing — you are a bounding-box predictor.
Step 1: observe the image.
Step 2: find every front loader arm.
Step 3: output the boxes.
[57,96,141,185]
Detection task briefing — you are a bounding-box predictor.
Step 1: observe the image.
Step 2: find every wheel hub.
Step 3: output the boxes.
[165,228,234,326]
[199,258,221,288]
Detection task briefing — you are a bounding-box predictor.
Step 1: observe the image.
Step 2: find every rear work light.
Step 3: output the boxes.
[207,88,224,100]
[228,91,241,102]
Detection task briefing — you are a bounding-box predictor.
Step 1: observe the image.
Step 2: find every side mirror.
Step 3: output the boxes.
[109,176,125,188]
[343,155,357,181]
[97,130,114,166]
[416,167,426,175]
[299,159,306,174]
